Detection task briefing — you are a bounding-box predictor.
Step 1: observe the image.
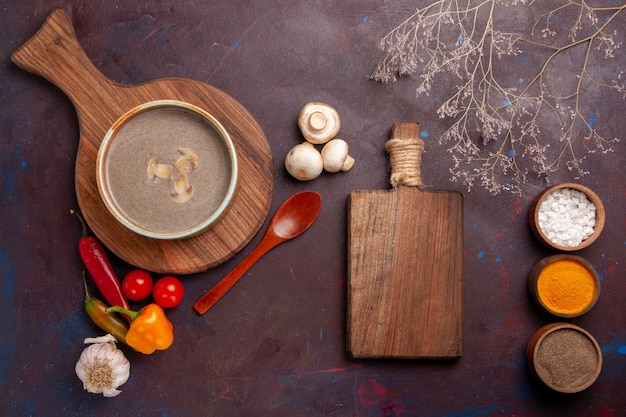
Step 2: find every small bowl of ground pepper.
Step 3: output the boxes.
[527,323,602,394]
[528,254,600,318]
[529,182,605,251]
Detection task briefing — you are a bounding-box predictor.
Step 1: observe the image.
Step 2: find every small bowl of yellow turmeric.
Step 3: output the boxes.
[528,254,600,318]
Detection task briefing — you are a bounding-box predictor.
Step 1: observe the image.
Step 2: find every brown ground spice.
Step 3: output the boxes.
[535,328,599,390]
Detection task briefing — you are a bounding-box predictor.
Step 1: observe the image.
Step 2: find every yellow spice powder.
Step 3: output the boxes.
[537,259,597,315]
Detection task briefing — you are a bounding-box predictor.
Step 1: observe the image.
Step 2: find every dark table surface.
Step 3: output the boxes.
[1,1,624,416]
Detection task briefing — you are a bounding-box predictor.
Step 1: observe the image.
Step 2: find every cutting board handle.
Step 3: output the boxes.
[11,8,117,110]
[385,121,424,188]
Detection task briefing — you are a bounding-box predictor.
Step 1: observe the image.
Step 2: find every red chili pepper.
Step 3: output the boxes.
[71,209,130,321]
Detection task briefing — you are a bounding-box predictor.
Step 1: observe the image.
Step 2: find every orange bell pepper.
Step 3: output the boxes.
[107,304,174,354]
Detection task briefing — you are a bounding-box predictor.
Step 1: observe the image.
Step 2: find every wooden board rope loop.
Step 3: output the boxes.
[385,122,424,188]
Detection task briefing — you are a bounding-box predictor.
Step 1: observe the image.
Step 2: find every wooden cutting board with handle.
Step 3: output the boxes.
[347,122,463,359]
[11,9,274,274]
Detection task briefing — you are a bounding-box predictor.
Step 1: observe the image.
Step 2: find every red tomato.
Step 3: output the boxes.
[122,270,153,301]
[153,276,184,308]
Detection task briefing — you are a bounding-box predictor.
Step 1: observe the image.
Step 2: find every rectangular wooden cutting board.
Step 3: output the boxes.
[347,122,464,359]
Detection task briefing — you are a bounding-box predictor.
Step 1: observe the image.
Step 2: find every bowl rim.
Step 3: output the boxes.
[527,254,600,318]
[527,322,602,393]
[96,100,239,240]
[529,182,605,251]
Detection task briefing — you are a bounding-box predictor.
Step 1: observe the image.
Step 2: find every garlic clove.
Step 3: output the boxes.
[75,334,130,397]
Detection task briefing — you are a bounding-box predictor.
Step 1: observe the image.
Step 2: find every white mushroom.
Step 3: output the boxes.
[284,142,324,181]
[321,138,354,173]
[170,175,193,203]
[174,147,198,175]
[298,102,341,145]
[146,157,174,180]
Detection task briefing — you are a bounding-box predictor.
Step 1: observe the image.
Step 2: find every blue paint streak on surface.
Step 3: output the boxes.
[587,112,599,130]
[488,322,502,331]
[0,248,17,394]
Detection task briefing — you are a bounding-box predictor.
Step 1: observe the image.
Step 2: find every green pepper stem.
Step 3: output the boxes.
[107,305,140,321]
[82,270,92,302]
[70,209,90,239]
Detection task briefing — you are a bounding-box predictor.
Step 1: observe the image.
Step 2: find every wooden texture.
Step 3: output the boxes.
[347,122,464,359]
[11,9,274,274]
[193,191,322,314]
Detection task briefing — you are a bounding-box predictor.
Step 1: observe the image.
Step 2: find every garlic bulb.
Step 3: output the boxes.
[75,334,130,397]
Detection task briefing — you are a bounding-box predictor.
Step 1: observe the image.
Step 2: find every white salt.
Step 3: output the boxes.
[537,188,596,247]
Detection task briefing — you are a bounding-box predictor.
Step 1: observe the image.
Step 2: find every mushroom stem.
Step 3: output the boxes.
[341,155,355,171]
[298,102,340,145]
[308,111,328,131]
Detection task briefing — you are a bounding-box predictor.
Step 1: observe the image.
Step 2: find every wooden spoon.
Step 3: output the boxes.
[194,191,322,315]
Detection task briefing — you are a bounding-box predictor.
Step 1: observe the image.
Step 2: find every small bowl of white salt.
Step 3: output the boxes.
[529,183,605,251]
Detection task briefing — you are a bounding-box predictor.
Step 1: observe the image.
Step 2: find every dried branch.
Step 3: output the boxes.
[373,0,624,194]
